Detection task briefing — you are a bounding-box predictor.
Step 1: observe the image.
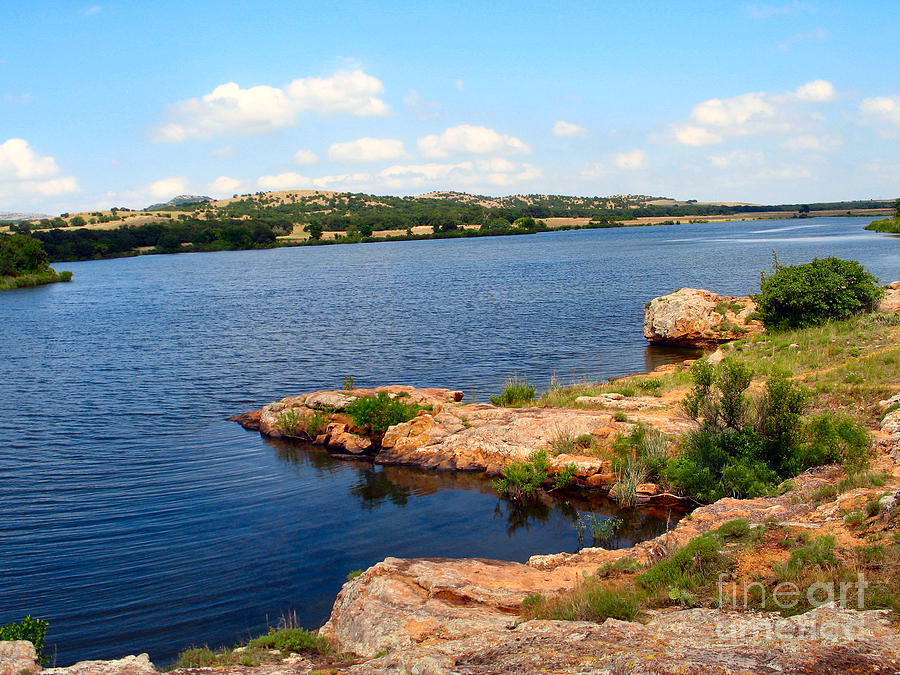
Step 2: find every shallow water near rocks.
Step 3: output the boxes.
[1,217,896,665]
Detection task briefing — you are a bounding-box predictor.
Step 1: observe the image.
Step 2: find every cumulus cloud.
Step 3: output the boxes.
[860,96,900,133]
[147,176,188,199]
[328,137,407,162]
[257,172,310,191]
[417,124,529,158]
[378,158,540,189]
[152,70,389,142]
[552,120,589,137]
[403,90,440,120]
[794,79,835,102]
[0,138,79,202]
[293,148,319,165]
[614,149,646,170]
[207,176,243,194]
[668,80,837,146]
[709,150,765,168]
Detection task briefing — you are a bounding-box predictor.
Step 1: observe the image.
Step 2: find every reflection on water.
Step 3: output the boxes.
[271,439,682,551]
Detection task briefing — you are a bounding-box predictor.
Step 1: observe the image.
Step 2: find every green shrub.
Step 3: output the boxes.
[637,534,731,592]
[248,627,330,654]
[347,569,363,581]
[493,449,552,500]
[489,375,535,407]
[59,270,73,282]
[0,615,48,663]
[344,392,420,434]
[716,518,750,540]
[175,647,219,668]
[801,413,871,474]
[755,257,883,329]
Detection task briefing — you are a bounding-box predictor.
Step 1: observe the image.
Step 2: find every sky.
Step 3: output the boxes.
[1,1,899,214]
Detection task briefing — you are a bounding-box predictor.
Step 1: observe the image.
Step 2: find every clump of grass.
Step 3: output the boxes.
[716,518,750,540]
[597,556,642,575]
[522,580,640,623]
[837,471,887,493]
[549,426,578,455]
[248,627,330,654]
[637,534,732,592]
[346,569,363,581]
[612,412,629,422]
[489,375,535,407]
[774,535,837,581]
[494,449,574,500]
[275,407,330,440]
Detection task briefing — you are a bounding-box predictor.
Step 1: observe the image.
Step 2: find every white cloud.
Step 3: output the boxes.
[778,28,829,52]
[614,149,646,170]
[207,176,242,194]
[378,158,539,189]
[0,138,79,202]
[794,79,835,102]
[860,95,900,127]
[673,125,723,146]
[669,80,837,146]
[328,137,407,163]
[81,5,101,16]
[257,172,310,190]
[147,176,188,199]
[552,120,589,137]
[293,148,319,165]
[454,79,465,91]
[311,172,374,189]
[778,134,841,151]
[152,70,389,142]
[417,124,530,158]
[403,90,440,120]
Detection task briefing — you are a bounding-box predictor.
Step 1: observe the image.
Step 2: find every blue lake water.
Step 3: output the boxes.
[0,217,896,665]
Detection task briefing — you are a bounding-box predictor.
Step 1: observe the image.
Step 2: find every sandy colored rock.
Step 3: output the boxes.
[343,608,900,674]
[883,409,900,435]
[0,641,39,675]
[43,654,156,675]
[644,288,764,345]
[575,393,668,410]
[878,283,900,314]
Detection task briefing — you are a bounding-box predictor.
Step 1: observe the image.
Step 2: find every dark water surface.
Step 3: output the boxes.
[1,217,896,665]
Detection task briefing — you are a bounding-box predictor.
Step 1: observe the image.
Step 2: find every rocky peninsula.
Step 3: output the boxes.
[5,283,900,674]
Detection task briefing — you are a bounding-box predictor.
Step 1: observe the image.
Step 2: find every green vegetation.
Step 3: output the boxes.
[489,375,535,407]
[522,580,640,622]
[663,359,870,502]
[492,449,575,501]
[173,626,331,670]
[346,569,363,581]
[0,615,49,663]
[344,391,420,434]
[754,256,883,329]
[274,408,330,440]
[0,233,71,289]
[865,198,900,233]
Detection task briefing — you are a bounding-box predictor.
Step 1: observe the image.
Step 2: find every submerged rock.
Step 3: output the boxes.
[644,288,764,346]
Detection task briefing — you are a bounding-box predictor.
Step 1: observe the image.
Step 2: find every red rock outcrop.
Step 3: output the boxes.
[644,288,764,345]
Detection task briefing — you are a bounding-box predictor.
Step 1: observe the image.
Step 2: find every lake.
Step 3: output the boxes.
[1,216,896,665]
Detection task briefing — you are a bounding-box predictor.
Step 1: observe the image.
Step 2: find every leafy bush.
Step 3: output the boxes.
[0,615,48,663]
[344,392,420,434]
[0,234,50,276]
[489,375,535,407]
[755,257,883,329]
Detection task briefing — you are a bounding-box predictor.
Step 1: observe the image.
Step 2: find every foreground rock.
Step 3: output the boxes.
[342,607,899,674]
[878,280,900,314]
[644,287,764,345]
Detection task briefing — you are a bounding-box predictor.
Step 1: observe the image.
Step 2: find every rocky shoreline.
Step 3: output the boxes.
[5,285,900,674]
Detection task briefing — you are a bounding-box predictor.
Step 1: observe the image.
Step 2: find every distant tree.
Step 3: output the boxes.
[69,216,86,227]
[0,234,50,276]
[798,204,810,215]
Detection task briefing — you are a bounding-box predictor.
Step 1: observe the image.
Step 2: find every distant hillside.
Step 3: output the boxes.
[0,212,49,223]
[144,195,212,211]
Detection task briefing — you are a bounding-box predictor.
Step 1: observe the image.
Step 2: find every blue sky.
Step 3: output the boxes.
[2,1,898,213]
